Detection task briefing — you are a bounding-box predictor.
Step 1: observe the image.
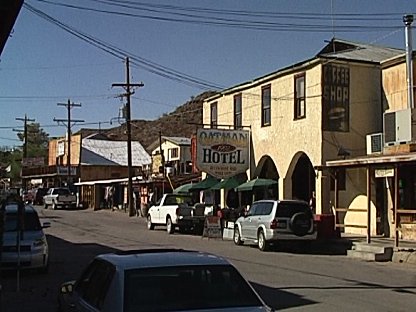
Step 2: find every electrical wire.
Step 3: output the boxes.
[32,0,408,32]
[24,3,224,90]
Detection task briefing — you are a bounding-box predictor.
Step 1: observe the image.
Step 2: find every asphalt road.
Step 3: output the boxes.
[1,206,416,311]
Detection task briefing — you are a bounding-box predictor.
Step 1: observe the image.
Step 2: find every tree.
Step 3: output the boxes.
[16,123,49,158]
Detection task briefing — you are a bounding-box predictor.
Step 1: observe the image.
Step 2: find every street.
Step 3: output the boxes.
[2,206,416,312]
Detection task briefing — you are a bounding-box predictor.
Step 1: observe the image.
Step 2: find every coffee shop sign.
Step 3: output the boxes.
[196,128,249,179]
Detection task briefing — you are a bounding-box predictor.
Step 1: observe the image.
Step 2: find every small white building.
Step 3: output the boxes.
[149,136,192,177]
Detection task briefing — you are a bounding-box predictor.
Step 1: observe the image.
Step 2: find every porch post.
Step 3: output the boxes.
[394,165,399,247]
[334,169,339,232]
[366,166,371,244]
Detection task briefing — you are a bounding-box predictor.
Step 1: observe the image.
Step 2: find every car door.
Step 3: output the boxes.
[160,195,178,224]
[240,202,260,240]
[150,197,162,224]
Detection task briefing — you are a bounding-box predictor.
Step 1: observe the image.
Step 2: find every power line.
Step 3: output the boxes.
[24,3,223,90]
[34,0,408,30]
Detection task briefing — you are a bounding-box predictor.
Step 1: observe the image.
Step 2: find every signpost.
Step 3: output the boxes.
[202,216,222,239]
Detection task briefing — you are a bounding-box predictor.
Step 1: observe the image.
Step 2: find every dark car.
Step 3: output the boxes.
[34,187,49,205]
[58,249,272,312]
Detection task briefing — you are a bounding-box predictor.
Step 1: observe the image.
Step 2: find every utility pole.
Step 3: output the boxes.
[54,100,84,186]
[112,57,144,217]
[159,130,165,195]
[15,114,35,190]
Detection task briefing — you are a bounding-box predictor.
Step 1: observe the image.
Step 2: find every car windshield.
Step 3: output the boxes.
[4,212,42,232]
[124,265,262,311]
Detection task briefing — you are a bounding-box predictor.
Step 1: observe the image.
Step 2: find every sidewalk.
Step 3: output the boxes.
[328,233,416,266]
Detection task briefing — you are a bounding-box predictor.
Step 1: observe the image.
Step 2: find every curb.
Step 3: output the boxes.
[392,249,416,265]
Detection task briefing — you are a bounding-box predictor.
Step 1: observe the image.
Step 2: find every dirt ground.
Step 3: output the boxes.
[0,235,117,312]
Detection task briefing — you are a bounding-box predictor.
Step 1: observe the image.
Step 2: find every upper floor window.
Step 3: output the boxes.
[234,94,242,129]
[210,102,218,129]
[295,74,306,119]
[170,148,179,159]
[261,85,271,127]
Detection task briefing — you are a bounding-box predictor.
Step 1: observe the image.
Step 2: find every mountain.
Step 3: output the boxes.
[103,91,216,153]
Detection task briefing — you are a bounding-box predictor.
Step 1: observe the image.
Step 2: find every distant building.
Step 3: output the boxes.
[149,136,193,177]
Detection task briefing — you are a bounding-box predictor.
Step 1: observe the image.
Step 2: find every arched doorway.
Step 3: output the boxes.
[287,153,315,202]
[252,155,279,199]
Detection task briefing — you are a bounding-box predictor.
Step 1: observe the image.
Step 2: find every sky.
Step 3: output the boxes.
[0,0,415,149]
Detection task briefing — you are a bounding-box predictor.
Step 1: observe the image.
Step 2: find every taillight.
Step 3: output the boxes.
[270,219,278,229]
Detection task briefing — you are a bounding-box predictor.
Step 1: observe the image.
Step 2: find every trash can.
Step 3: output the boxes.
[314,214,340,239]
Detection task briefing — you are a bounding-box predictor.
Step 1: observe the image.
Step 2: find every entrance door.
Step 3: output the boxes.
[375,179,388,236]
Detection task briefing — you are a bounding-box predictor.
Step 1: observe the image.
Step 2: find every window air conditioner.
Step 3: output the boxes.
[366,133,383,155]
[383,108,416,146]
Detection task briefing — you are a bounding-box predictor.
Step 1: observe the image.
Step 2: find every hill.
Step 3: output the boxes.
[104,91,216,152]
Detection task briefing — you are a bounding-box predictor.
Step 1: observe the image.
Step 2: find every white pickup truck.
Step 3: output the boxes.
[43,187,77,210]
[146,193,206,234]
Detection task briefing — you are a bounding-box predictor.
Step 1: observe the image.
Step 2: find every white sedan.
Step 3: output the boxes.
[58,249,273,311]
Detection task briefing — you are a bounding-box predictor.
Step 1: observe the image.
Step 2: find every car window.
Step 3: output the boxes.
[4,211,42,232]
[261,202,274,216]
[124,265,262,312]
[75,259,115,310]
[246,203,258,216]
[55,189,70,196]
[276,202,312,218]
[164,195,177,205]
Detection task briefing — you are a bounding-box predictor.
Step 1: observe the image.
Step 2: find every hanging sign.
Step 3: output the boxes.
[375,168,394,178]
[196,128,249,179]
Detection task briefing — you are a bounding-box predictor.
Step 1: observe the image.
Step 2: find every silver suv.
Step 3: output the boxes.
[234,199,316,251]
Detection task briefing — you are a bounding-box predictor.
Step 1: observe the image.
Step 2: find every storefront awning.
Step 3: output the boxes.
[189,175,219,191]
[74,176,143,186]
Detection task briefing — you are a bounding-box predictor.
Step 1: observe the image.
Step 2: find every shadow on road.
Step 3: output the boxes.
[1,234,324,312]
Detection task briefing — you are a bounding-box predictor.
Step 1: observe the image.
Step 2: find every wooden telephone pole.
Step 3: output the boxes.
[54,100,84,185]
[15,114,35,190]
[112,57,144,217]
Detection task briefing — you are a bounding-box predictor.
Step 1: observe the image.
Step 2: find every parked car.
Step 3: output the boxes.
[57,249,272,312]
[147,193,206,234]
[234,199,316,251]
[43,187,77,210]
[1,202,50,272]
[34,187,49,205]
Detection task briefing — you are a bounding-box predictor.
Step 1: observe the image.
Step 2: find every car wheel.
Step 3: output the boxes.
[290,212,312,237]
[258,230,269,251]
[147,215,154,230]
[233,227,243,245]
[166,217,175,234]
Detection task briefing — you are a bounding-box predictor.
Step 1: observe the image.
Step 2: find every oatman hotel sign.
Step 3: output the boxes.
[196,128,250,179]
